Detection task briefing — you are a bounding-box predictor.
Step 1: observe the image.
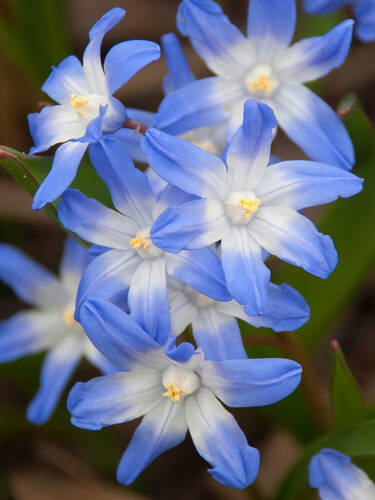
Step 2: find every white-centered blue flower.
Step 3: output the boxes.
[0,238,113,425]
[28,7,160,210]
[169,277,310,361]
[309,448,375,499]
[304,0,375,42]
[57,139,233,336]
[155,0,355,169]
[67,297,302,489]
[144,100,363,315]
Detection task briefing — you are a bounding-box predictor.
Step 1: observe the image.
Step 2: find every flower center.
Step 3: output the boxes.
[189,140,214,153]
[224,191,261,225]
[130,233,151,250]
[62,306,79,328]
[245,65,279,97]
[70,94,90,115]
[129,229,163,259]
[69,93,107,123]
[162,364,200,403]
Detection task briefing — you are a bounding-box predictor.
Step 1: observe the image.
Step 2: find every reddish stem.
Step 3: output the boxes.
[124,118,149,135]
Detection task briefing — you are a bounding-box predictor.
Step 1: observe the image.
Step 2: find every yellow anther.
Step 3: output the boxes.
[130,234,151,250]
[249,73,271,93]
[162,384,186,402]
[239,197,261,218]
[62,307,77,327]
[190,141,213,153]
[70,93,90,115]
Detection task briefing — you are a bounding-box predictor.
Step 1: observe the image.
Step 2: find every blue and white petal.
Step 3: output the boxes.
[32,141,88,210]
[143,128,228,199]
[68,371,162,430]
[186,387,260,489]
[117,399,187,485]
[221,226,270,315]
[151,198,229,253]
[27,335,82,425]
[272,84,354,170]
[177,0,254,78]
[258,160,363,211]
[59,237,89,289]
[200,358,302,407]
[247,0,296,62]
[355,0,375,42]
[169,288,199,335]
[162,33,196,94]
[79,299,169,371]
[249,207,337,279]
[58,190,137,249]
[276,20,354,83]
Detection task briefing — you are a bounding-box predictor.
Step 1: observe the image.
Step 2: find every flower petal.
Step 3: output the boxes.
[177,0,254,78]
[32,141,88,210]
[151,198,229,253]
[221,226,270,315]
[59,237,88,289]
[117,399,187,485]
[193,309,246,361]
[226,100,277,191]
[272,84,354,170]
[169,288,199,335]
[58,189,137,249]
[258,160,363,210]
[249,207,338,278]
[247,0,296,61]
[27,335,82,425]
[186,387,260,489]
[162,32,196,94]
[143,128,228,199]
[68,371,162,430]
[355,0,375,42]
[200,357,302,407]
[276,20,354,83]
[303,0,350,15]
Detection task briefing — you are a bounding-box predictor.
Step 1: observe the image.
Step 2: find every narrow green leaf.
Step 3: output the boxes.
[330,340,367,429]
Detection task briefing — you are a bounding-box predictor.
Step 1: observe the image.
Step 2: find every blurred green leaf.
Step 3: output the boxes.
[330,340,367,429]
[275,98,375,351]
[275,419,375,500]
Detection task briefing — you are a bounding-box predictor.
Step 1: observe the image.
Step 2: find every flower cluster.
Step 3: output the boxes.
[0,1,368,492]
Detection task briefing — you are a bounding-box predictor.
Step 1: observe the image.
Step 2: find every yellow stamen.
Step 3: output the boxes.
[239,197,261,218]
[162,384,186,402]
[70,93,90,115]
[62,307,77,327]
[249,73,271,93]
[190,141,213,153]
[130,234,151,250]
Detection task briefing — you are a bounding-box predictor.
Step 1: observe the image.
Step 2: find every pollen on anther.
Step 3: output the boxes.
[130,234,151,250]
[62,306,77,327]
[249,73,271,93]
[70,93,90,115]
[162,384,186,402]
[239,197,261,218]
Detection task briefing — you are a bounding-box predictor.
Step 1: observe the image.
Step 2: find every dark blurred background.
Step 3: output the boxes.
[0,1,375,499]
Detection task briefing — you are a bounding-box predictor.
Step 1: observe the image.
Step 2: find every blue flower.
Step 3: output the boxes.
[68,297,302,489]
[57,139,232,336]
[154,0,355,169]
[28,7,160,210]
[0,238,114,425]
[144,100,363,315]
[309,448,375,499]
[304,0,375,42]
[169,278,310,361]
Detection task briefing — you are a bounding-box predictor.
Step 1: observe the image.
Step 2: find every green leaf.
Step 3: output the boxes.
[275,98,375,351]
[330,340,367,430]
[275,419,375,500]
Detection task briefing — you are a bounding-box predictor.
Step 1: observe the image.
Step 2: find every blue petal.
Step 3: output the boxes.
[247,0,296,60]
[75,249,140,317]
[151,198,228,253]
[117,399,187,485]
[277,20,354,83]
[309,448,352,489]
[32,141,88,210]
[273,84,354,170]
[89,130,155,225]
[68,371,162,430]
[186,388,260,489]
[126,108,155,127]
[154,77,241,135]
[73,105,108,143]
[104,40,160,94]
[355,0,375,42]
[79,299,167,371]
[161,33,196,94]
[143,128,228,198]
[27,336,81,425]
[59,237,88,283]
[258,160,363,210]
[221,227,271,315]
[201,358,302,407]
[0,244,62,307]
[58,189,137,249]
[128,259,170,345]
[164,336,196,363]
[193,311,247,361]
[166,247,232,301]
[177,0,253,77]
[303,0,350,15]
[155,184,198,217]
